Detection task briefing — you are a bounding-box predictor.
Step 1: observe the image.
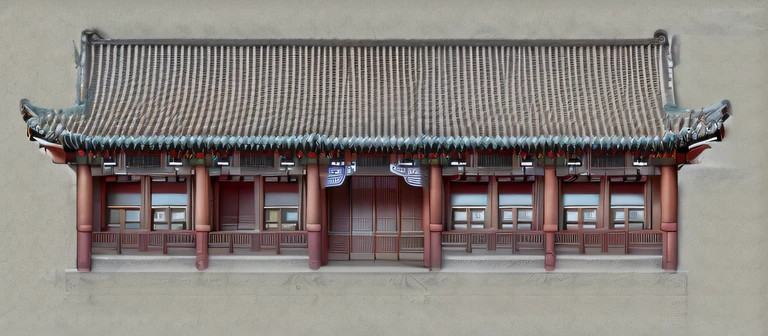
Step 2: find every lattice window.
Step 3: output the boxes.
[125,154,162,169]
[477,154,512,167]
[240,155,274,168]
[356,156,389,167]
[590,155,626,168]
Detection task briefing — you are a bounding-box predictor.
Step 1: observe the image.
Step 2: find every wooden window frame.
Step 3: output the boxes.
[451,207,486,230]
[263,206,301,231]
[563,206,598,230]
[499,206,534,230]
[151,205,188,231]
[106,206,142,232]
[610,207,646,231]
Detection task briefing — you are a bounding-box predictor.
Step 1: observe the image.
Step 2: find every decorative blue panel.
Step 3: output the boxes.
[389,164,422,187]
[327,162,356,188]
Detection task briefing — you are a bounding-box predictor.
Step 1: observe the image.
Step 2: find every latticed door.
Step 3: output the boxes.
[327,176,408,260]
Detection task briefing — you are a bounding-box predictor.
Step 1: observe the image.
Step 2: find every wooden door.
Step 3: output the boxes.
[327,176,402,261]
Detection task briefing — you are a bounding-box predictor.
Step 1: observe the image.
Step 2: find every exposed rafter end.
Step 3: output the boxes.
[33,137,69,164]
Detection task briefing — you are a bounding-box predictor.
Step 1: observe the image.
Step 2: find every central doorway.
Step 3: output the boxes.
[327,176,424,261]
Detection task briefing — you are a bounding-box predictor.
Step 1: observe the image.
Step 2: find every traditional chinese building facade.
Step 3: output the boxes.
[20,30,731,272]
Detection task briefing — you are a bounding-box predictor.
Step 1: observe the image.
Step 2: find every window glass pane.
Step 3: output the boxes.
[517,209,533,221]
[628,223,643,231]
[152,193,187,206]
[125,222,141,230]
[501,223,515,229]
[282,210,299,222]
[629,210,644,221]
[264,192,299,206]
[265,223,279,230]
[453,224,467,230]
[517,223,532,230]
[281,223,298,231]
[498,194,532,206]
[610,194,644,206]
[501,210,514,221]
[107,193,141,206]
[470,210,485,223]
[583,223,597,229]
[565,210,579,222]
[563,194,599,206]
[583,209,597,222]
[171,209,186,222]
[470,224,484,229]
[451,194,488,206]
[266,209,280,222]
[613,223,626,230]
[566,224,579,230]
[171,223,185,230]
[126,210,140,222]
[153,209,166,222]
[108,209,121,223]
[453,210,467,222]
[614,210,625,221]
[153,224,169,230]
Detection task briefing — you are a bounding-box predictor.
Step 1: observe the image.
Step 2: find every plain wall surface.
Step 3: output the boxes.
[1,1,766,335]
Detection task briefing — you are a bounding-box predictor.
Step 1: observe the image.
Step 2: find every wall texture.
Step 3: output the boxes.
[1,1,766,335]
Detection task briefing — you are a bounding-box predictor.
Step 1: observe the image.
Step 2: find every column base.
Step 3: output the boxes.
[544,232,556,271]
[430,231,441,270]
[196,232,209,271]
[663,231,677,271]
[308,231,321,270]
[77,231,92,272]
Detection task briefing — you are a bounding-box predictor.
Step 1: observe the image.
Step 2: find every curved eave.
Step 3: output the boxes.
[20,99,732,155]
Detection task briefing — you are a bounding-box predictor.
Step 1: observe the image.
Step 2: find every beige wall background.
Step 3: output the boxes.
[1,0,766,335]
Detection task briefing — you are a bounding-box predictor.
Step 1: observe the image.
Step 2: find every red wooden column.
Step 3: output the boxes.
[660,165,678,271]
[320,179,329,266]
[194,165,211,271]
[76,164,93,272]
[543,166,558,271]
[422,181,431,269]
[306,163,322,270]
[428,164,443,269]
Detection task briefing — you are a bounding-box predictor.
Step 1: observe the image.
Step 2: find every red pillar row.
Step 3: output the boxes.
[76,164,93,272]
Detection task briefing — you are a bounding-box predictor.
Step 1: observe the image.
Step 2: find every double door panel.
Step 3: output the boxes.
[329,176,406,260]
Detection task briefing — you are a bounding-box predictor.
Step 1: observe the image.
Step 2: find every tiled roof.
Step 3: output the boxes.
[21,31,730,153]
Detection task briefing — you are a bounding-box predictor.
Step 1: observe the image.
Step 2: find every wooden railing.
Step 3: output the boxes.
[91,231,196,255]
[554,230,663,254]
[441,229,662,254]
[441,230,545,253]
[207,231,308,254]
